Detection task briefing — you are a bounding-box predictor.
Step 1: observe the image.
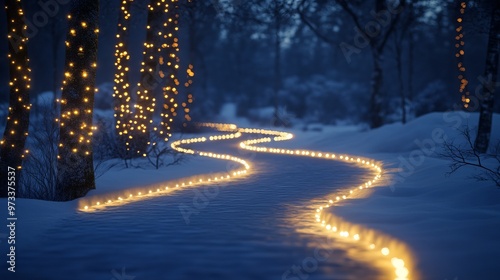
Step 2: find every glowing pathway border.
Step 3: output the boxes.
[237,127,415,280]
[78,123,416,280]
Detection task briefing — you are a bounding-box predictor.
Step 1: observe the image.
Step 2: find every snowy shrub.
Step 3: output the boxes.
[247,106,294,127]
[414,80,451,116]
[144,131,185,170]
[92,116,121,177]
[278,74,368,124]
[20,106,59,200]
[386,97,415,124]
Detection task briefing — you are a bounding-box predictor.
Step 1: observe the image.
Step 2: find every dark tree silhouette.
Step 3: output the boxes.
[0,0,31,197]
[475,0,500,153]
[336,0,405,128]
[299,0,405,128]
[56,0,99,200]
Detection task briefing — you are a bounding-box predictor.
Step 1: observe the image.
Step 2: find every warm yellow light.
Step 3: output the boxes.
[381,247,390,256]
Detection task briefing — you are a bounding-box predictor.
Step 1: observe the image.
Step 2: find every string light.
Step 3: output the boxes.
[181,64,195,126]
[113,0,134,153]
[133,0,180,153]
[456,2,470,109]
[78,123,414,279]
[0,0,32,182]
[79,124,247,211]
[112,0,182,156]
[156,0,181,144]
[58,1,99,159]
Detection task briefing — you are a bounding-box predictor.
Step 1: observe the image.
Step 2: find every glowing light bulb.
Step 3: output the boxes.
[381,247,390,256]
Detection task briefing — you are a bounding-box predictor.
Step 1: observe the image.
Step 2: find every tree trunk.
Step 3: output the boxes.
[273,19,282,126]
[0,0,31,197]
[56,0,99,201]
[407,2,415,119]
[370,50,384,128]
[133,0,175,155]
[157,0,180,140]
[456,1,471,110]
[113,0,133,157]
[475,1,500,153]
[52,17,60,112]
[408,31,414,113]
[395,39,406,124]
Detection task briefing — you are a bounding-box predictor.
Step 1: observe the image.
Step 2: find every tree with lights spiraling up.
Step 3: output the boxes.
[455,1,470,110]
[113,0,186,160]
[133,0,176,156]
[56,0,99,201]
[113,0,134,160]
[0,0,32,197]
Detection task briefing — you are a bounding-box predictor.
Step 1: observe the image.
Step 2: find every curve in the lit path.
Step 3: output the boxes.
[78,123,417,280]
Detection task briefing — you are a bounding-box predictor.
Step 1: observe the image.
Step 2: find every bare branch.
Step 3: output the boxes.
[440,126,500,187]
[297,9,337,45]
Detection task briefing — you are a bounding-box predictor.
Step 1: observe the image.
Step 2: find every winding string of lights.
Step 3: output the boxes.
[455,1,470,109]
[79,124,247,211]
[113,0,134,152]
[1,0,32,168]
[78,123,414,279]
[237,128,412,280]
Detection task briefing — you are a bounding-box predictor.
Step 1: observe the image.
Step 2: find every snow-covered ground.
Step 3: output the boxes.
[279,112,500,279]
[0,112,499,279]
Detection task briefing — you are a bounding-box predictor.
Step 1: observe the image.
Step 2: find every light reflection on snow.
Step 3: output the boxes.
[78,122,418,279]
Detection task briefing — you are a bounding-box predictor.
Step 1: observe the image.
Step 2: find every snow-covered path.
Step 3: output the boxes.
[3,125,412,280]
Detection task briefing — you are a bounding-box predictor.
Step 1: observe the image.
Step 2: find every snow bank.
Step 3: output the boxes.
[290,112,500,279]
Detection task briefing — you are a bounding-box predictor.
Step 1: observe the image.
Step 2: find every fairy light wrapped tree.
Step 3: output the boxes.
[113,0,134,158]
[0,0,32,197]
[455,1,470,110]
[56,0,99,200]
[133,0,172,156]
[155,0,182,142]
[112,0,183,159]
